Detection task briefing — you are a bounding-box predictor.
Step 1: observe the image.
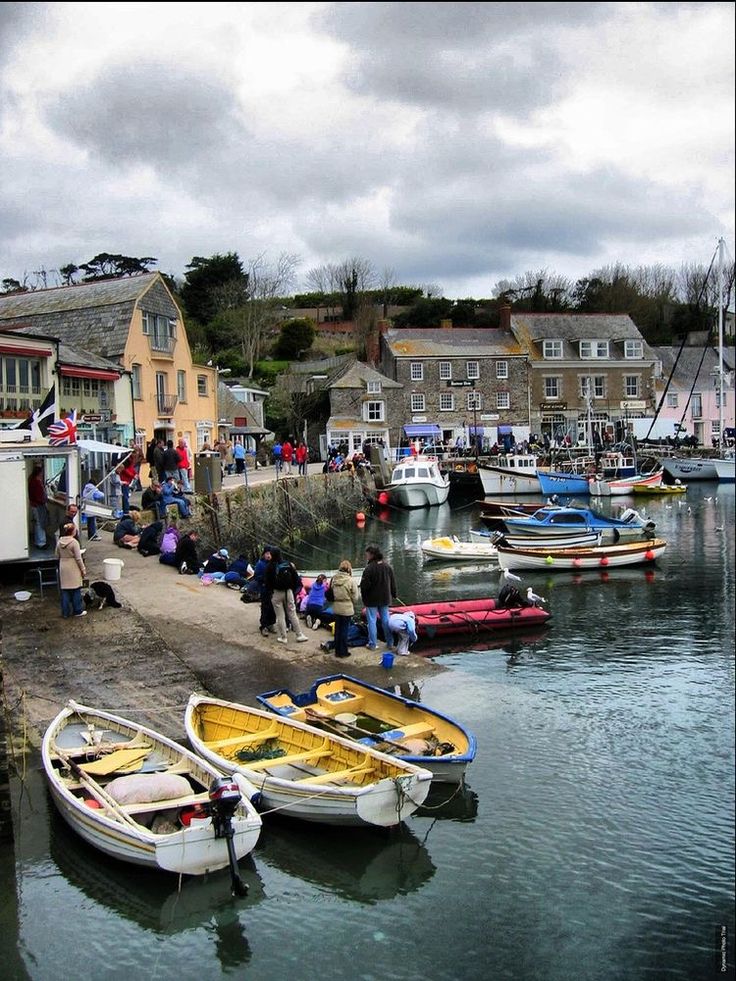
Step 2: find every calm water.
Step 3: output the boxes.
[3,485,734,980]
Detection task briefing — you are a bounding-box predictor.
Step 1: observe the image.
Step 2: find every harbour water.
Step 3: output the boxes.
[3,485,734,980]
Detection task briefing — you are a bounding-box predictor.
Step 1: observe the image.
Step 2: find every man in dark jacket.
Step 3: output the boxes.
[174,531,201,575]
[162,440,181,479]
[360,545,397,650]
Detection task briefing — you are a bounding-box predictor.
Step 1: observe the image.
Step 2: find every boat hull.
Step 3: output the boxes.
[257,675,476,785]
[662,456,735,483]
[496,538,667,571]
[185,696,432,828]
[502,506,655,542]
[387,598,551,638]
[421,537,498,561]
[387,481,450,508]
[478,465,541,496]
[537,471,591,496]
[469,528,602,549]
[42,702,262,875]
[589,470,664,496]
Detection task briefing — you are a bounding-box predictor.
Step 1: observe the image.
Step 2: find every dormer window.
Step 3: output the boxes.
[367,380,382,394]
[624,340,643,359]
[579,340,609,359]
[543,340,563,359]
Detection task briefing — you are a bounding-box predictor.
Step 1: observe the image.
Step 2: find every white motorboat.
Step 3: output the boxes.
[421,536,498,561]
[384,456,450,508]
[477,453,542,495]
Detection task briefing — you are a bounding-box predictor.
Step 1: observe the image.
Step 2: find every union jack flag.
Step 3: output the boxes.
[48,410,78,446]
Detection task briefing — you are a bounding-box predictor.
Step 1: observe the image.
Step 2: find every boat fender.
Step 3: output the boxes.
[644,550,655,561]
[572,558,582,568]
[545,555,554,565]
[600,557,609,566]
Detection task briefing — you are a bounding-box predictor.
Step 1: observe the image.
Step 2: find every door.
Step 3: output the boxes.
[1,456,30,560]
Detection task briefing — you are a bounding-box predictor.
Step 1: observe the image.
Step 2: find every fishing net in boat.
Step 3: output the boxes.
[235,741,287,763]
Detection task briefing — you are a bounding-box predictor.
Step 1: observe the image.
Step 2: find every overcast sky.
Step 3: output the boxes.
[1,1,733,298]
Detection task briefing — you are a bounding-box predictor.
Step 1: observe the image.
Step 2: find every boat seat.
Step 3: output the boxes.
[205,725,280,751]
[387,723,433,740]
[245,747,332,772]
[120,793,210,816]
[295,761,376,785]
[317,692,364,710]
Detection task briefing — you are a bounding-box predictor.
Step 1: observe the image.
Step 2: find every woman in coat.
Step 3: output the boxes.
[56,522,87,618]
[330,560,360,658]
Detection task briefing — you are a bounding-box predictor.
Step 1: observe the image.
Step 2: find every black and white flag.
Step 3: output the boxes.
[14,383,57,439]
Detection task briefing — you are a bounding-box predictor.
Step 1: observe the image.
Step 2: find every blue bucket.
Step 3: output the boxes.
[381,651,395,669]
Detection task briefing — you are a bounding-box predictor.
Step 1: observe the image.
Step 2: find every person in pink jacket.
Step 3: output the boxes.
[176,439,192,492]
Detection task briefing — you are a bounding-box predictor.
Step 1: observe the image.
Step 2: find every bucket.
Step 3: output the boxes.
[103,558,124,582]
[381,651,395,669]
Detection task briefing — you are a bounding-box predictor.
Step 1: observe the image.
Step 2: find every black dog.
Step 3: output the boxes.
[83,581,122,610]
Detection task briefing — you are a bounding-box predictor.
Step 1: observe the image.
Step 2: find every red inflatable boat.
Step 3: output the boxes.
[388,598,551,640]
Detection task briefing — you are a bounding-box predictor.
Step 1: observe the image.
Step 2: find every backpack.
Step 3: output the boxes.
[274,561,293,591]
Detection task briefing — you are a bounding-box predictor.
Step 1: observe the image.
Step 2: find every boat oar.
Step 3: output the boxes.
[303,708,412,754]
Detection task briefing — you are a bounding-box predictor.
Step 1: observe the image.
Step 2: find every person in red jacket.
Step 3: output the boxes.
[295,441,308,476]
[281,438,294,475]
[117,459,137,514]
[176,438,192,492]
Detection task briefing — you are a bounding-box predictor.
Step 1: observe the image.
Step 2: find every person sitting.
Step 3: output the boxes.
[141,481,167,519]
[224,554,254,589]
[304,574,329,629]
[158,522,181,566]
[137,520,163,557]
[174,530,202,575]
[386,610,418,656]
[161,476,191,518]
[112,510,142,548]
[203,547,229,575]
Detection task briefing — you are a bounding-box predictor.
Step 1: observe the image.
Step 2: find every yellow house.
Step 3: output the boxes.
[0,272,217,451]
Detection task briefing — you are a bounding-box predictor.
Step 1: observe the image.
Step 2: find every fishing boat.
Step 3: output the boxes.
[537,469,591,496]
[185,694,433,828]
[477,453,542,495]
[501,505,656,541]
[385,597,551,640]
[383,456,450,508]
[469,528,602,549]
[42,701,262,883]
[256,674,476,784]
[420,536,498,561]
[496,538,666,571]
[478,499,552,519]
[587,450,664,496]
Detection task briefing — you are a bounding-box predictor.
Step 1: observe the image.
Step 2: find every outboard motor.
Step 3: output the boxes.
[206,777,248,897]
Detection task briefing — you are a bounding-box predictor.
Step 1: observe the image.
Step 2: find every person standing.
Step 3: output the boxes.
[82,479,105,541]
[162,440,180,480]
[330,560,360,658]
[264,548,308,645]
[360,545,397,651]
[176,438,192,492]
[233,440,246,475]
[254,546,277,636]
[272,439,283,474]
[281,438,294,475]
[56,522,87,618]
[28,463,49,549]
[296,441,308,476]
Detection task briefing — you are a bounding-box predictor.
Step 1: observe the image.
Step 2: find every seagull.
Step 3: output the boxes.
[704,496,712,502]
[526,587,546,606]
[499,568,522,586]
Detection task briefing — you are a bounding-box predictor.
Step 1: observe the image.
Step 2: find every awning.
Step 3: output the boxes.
[497,425,513,435]
[403,424,441,438]
[468,426,485,435]
[59,366,121,381]
[0,343,53,357]
[77,439,133,456]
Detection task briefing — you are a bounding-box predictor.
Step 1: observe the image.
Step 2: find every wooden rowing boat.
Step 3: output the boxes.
[185,694,433,828]
[42,701,262,878]
[257,674,476,784]
[420,536,498,561]
[468,528,602,549]
[496,538,667,571]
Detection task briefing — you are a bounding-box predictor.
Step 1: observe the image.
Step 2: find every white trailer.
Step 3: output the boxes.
[629,418,688,442]
[0,433,81,563]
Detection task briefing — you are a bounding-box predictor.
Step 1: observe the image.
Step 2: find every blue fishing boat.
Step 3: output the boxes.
[537,470,590,496]
[502,505,656,542]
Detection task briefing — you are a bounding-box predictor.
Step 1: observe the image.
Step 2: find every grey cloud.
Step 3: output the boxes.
[315,2,613,114]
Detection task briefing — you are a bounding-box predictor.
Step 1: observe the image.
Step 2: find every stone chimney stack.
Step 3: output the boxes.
[499,304,511,331]
[366,320,391,366]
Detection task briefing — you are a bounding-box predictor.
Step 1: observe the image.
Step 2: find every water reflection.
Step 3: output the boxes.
[415,780,479,822]
[417,626,551,660]
[49,805,264,937]
[257,819,435,903]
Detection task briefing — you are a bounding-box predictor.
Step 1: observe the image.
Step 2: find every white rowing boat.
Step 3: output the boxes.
[420,536,498,561]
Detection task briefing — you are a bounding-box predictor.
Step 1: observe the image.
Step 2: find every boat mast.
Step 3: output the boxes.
[717,236,725,451]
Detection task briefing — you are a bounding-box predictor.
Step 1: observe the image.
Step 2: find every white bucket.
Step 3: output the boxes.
[103,558,124,582]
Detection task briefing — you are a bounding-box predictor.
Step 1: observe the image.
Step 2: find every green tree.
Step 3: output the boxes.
[180,253,247,325]
[392,296,454,328]
[274,318,316,360]
[78,253,157,280]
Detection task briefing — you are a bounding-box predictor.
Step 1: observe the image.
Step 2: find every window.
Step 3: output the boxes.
[579,375,606,399]
[496,392,510,409]
[691,393,702,418]
[544,377,561,399]
[543,340,563,359]
[666,393,678,408]
[177,370,187,403]
[466,361,479,380]
[132,364,142,400]
[467,391,482,411]
[410,362,424,381]
[496,360,508,379]
[197,375,208,397]
[367,380,382,394]
[624,375,640,398]
[411,394,425,412]
[0,355,43,396]
[439,362,452,380]
[439,393,454,411]
[364,401,384,422]
[579,340,609,359]
[625,340,643,359]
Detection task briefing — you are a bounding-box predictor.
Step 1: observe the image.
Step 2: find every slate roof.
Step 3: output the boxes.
[0,273,159,317]
[384,328,524,358]
[510,312,656,362]
[57,341,126,373]
[654,345,735,386]
[329,361,402,390]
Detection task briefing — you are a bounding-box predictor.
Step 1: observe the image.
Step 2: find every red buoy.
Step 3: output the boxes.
[600,556,609,566]
[356,511,366,523]
[644,550,654,561]
[378,491,389,505]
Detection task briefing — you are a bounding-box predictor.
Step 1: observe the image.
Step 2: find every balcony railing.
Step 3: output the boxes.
[157,393,179,415]
[147,334,176,357]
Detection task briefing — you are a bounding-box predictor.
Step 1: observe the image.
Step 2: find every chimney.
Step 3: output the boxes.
[440,318,453,330]
[499,304,511,331]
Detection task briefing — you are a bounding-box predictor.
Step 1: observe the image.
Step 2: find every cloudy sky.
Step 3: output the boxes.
[1,1,733,298]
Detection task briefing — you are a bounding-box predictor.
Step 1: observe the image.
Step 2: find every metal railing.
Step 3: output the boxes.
[156,393,178,415]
